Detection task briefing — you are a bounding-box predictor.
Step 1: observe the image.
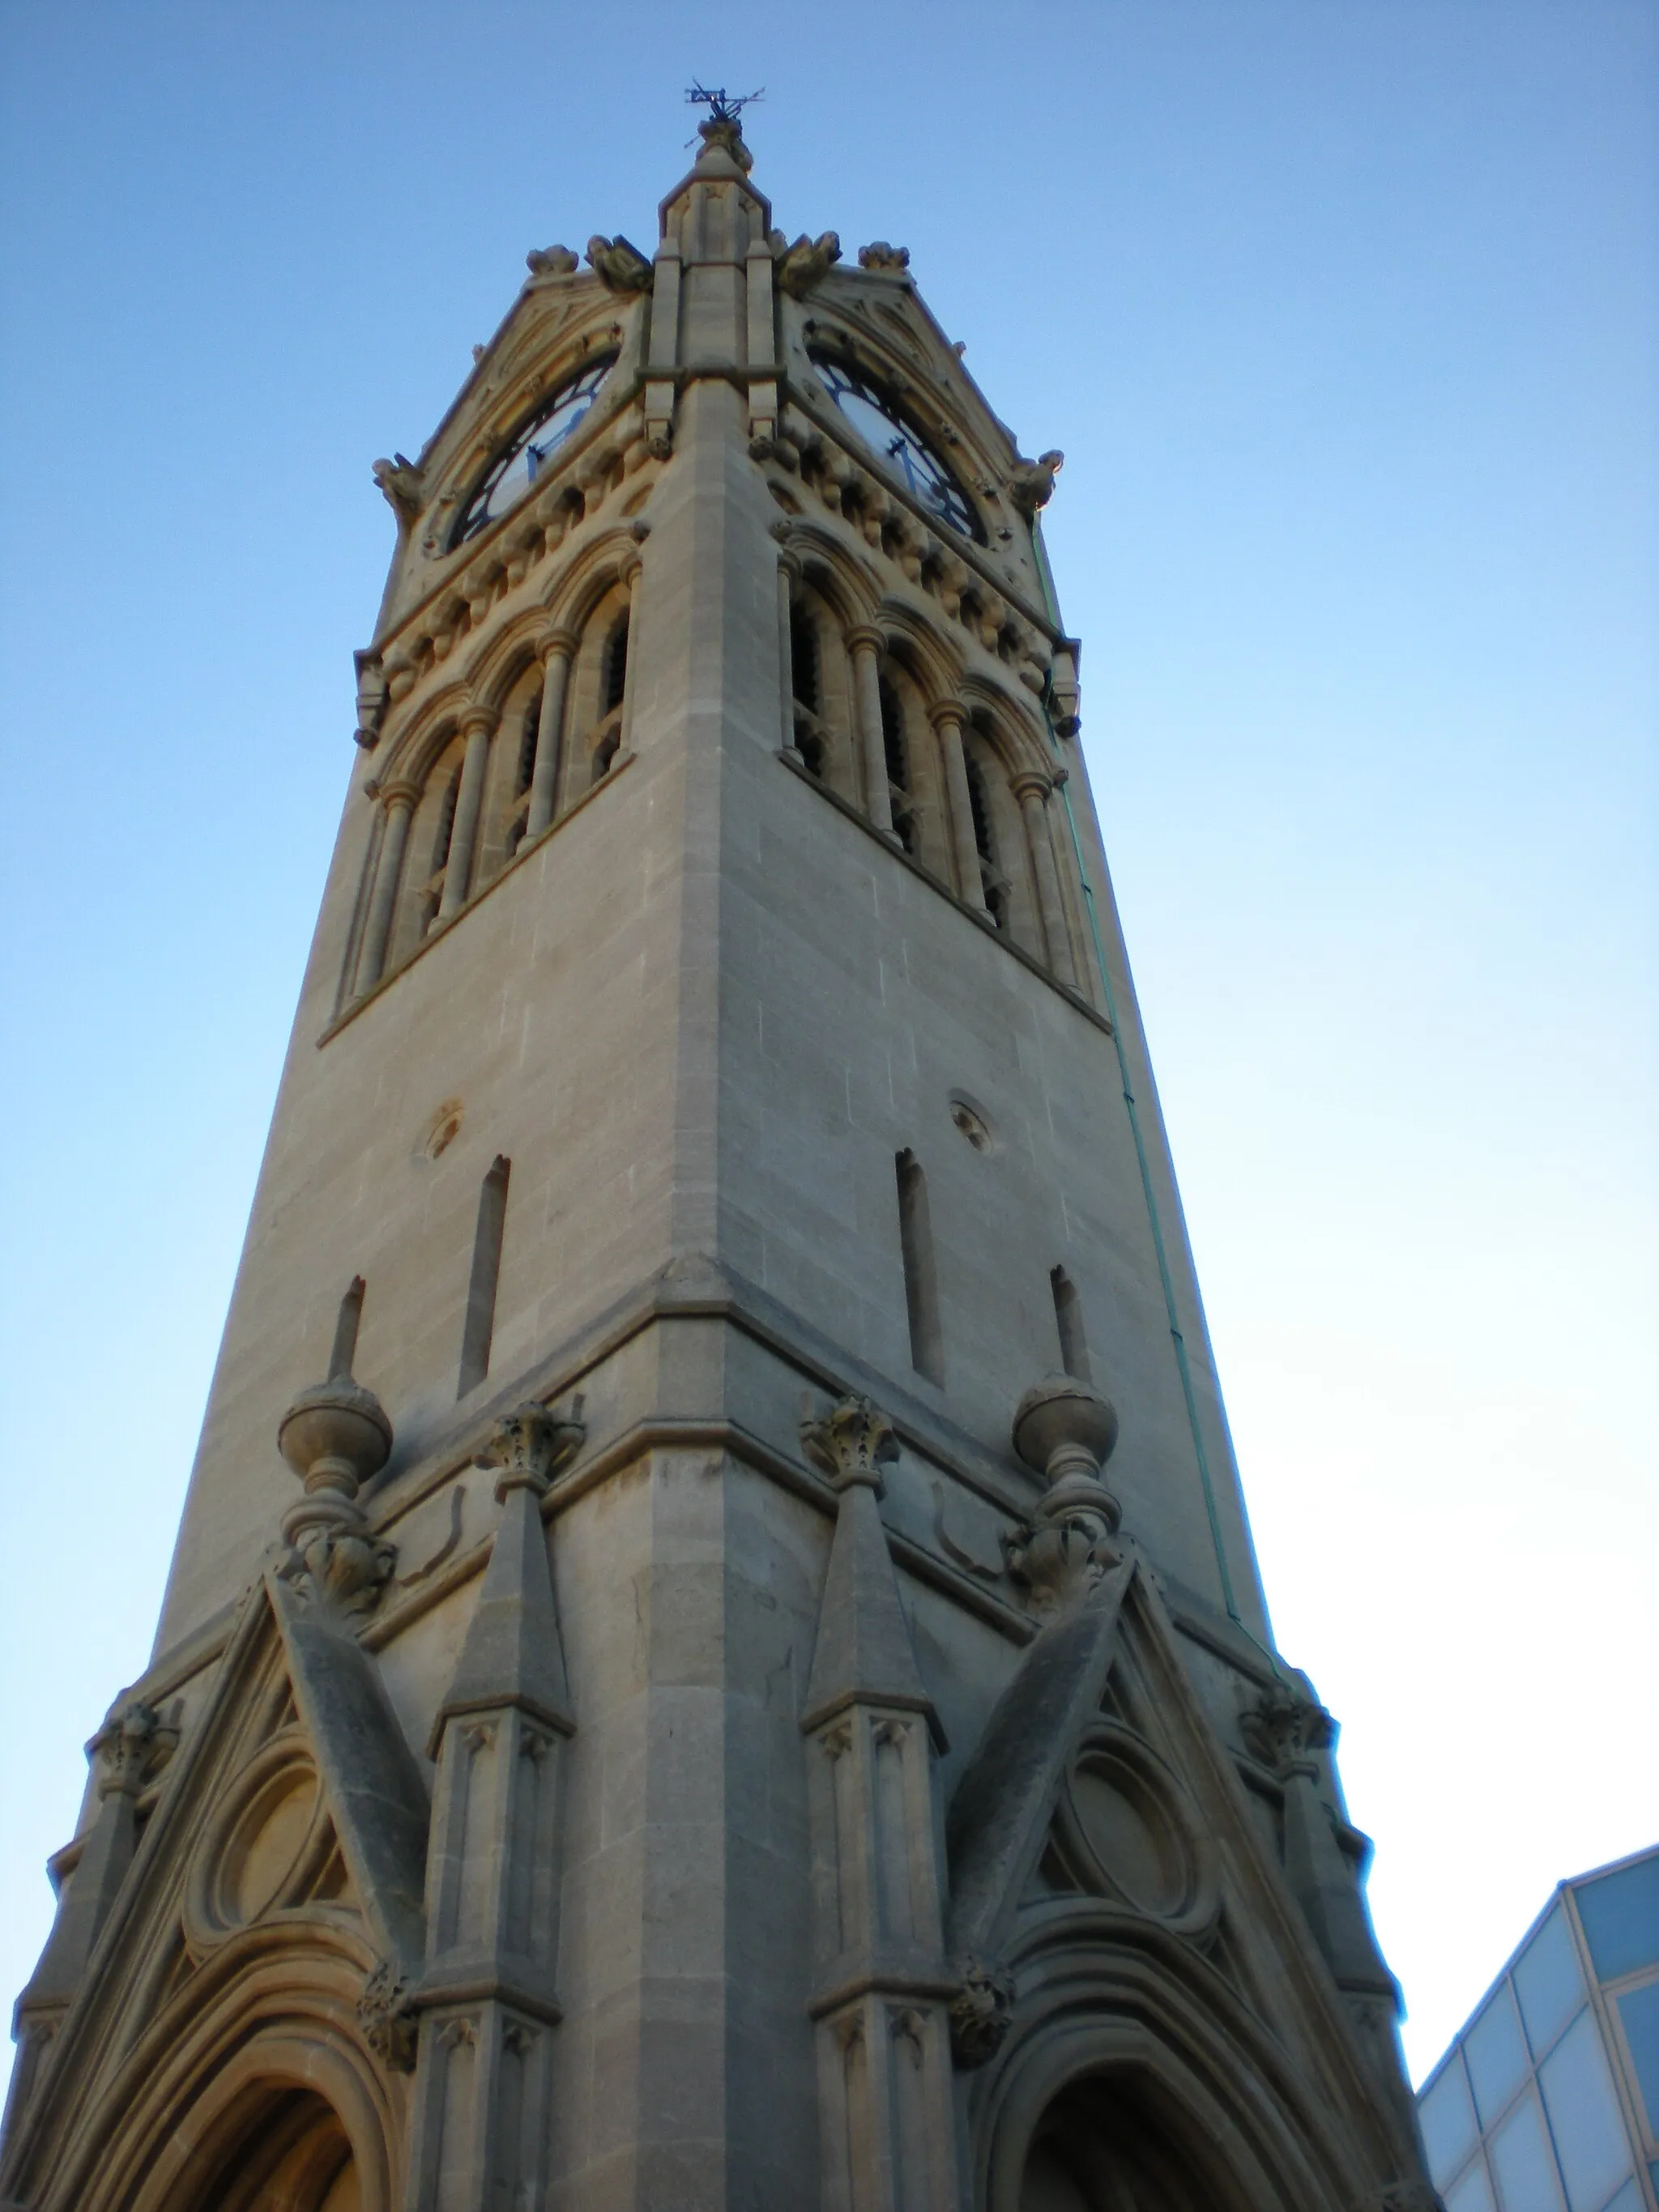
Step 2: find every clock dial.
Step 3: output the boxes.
[452,356,615,547]
[809,352,981,540]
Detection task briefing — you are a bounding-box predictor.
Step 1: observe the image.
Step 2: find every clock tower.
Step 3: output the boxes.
[2,110,1438,2212]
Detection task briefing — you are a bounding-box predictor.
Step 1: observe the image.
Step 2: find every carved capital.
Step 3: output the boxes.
[801,1393,898,1493]
[477,1397,586,1498]
[1009,770,1054,806]
[949,1959,1014,2069]
[927,697,969,735]
[586,234,653,294]
[359,1959,418,2073]
[377,778,422,816]
[1241,1684,1334,1779]
[460,704,499,740]
[538,626,580,667]
[90,1698,179,1801]
[844,624,886,660]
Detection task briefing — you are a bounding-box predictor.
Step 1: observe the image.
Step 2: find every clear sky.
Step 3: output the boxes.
[1,0,1653,2092]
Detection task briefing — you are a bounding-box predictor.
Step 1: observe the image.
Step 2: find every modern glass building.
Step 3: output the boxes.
[1418,1845,1659,2212]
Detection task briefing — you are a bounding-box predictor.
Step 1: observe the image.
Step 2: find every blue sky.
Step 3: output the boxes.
[1,0,1653,2087]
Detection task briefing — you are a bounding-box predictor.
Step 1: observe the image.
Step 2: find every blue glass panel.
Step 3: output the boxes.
[1489,2090,1566,2212]
[1517,1907,1588,2060]
[1597,2182,1639,2212]
[1616,1980,1659,2136]
[1468,1984,1533,2128]
[1540,2011,1633,2212]
[1575,1856,1659,1984]
[1422,2055,1482,2188]
[1448,2157,1497,2212]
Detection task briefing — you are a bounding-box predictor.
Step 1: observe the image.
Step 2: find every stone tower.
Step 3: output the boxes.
[2,113,1439,2212]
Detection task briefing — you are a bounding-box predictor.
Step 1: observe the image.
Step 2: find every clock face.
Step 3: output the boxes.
[809,352,981,540]
[452,356,615,547]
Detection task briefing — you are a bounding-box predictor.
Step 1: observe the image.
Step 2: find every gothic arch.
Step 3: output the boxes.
[45,1925,400,2212]
[957,672,1054,782]
[975,1912,1365,2212]
[783,519,882,629]
[875,595,965,705]
[380,685,472,795]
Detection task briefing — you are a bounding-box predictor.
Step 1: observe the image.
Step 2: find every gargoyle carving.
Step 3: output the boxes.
[776,230,842,299]
[1008,450,1064,519]
[526,244,579,279]
[1241,1682,1334,1779]
[858,241,911,272]
[372,454,424,526]
[586,235,653,294]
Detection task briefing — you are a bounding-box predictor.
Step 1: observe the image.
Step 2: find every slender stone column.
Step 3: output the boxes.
[776,547,800,756]
[618,551,645,755]
[847,626,894,837]
[1013,773,1077,985]
[929,700,987,914]
[438,708,497,919]
[355,780,418,991]
[525,631,578,837]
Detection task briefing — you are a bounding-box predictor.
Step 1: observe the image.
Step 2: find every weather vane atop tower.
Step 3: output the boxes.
[685,83,763,128]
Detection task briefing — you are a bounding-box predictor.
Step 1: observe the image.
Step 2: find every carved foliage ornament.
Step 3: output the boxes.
[359,1958,419,2073]
[948,1958,1015,2069]
[800,1393,898,1493]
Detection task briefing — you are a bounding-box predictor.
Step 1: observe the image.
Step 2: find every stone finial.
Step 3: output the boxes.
[526,244,580,278]
[696,115,753,173]
[372,454,423,525]
[1009,1377,1122,1613]
[476,1398,586,1499]
[858,242,910,272]
[800,1393,898,1493]
[1007,450,1064,520]
[276,1372,395,1615]
[1241,1682,1335,1779]
[776,231,842,300]
[586,235,654,295]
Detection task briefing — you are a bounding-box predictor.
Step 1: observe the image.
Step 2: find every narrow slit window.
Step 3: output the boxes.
[895,1149,944,1384]
[603,612,629,714]
[966,752,1008,931]
[458,1156,510,1397]
[330,1276,365,1380]
[1051,1266,1091,1383]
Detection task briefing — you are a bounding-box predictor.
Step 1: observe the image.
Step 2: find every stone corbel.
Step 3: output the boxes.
[1047,644,1082,735]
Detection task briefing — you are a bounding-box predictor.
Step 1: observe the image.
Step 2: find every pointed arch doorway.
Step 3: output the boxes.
[198,2087,359,2212]
[1017,2076,1213,2212]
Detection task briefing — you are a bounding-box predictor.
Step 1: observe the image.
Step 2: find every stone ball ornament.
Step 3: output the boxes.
[1012,1375,1120,1488]
[278,1376,394,1498]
